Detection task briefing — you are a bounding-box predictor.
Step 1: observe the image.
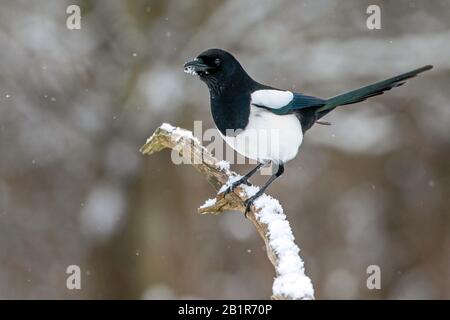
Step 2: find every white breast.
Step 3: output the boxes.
[221,106,303,164]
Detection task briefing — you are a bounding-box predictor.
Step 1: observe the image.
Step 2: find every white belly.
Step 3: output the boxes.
[221,106,303,163]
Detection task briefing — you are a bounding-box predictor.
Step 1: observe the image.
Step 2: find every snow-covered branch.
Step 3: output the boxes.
[140,123,314,300]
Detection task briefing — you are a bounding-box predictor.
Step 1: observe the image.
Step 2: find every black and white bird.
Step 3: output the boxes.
[183,48,432,213]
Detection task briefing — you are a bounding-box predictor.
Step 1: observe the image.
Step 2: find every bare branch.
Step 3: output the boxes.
[140,123,315,300]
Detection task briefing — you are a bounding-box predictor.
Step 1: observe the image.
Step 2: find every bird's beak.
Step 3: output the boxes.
[183,59,210,75]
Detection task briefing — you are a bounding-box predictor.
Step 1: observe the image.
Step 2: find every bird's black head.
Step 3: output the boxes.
[183,49,250,95]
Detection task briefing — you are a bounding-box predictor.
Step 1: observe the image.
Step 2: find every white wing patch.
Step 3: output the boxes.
[250,90,294,109]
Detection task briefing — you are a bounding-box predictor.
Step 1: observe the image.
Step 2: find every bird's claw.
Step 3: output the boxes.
[223,178,250,195]
[244,195,259,218]
[242,179,252,186]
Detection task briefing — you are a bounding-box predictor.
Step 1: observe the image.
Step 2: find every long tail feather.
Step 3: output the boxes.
[316,65,433,113]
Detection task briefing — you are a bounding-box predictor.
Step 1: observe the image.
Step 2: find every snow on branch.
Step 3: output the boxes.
[140,123,315,300]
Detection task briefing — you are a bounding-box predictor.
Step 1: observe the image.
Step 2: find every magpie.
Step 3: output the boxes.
[183,48,432,213]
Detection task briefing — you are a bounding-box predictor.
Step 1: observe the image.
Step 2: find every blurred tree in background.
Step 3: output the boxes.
[0,0,449,299]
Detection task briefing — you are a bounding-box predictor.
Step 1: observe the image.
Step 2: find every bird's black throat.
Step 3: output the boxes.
[201,68,263,136]
[209,86,251,136]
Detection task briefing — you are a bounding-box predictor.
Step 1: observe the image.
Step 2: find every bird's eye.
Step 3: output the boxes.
[214,58,221,66]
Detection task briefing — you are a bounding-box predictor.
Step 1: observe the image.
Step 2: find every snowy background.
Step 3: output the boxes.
[0,0,449,299]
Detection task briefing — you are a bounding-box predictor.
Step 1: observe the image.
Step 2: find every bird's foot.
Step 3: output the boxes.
[223,177,251,195]
[244,193,262,218]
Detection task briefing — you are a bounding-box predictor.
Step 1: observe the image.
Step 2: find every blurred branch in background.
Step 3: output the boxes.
[140,123,314,300]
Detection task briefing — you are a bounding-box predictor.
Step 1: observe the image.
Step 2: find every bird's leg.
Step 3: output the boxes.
[244,163,285,217]
[223,162,264,195]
